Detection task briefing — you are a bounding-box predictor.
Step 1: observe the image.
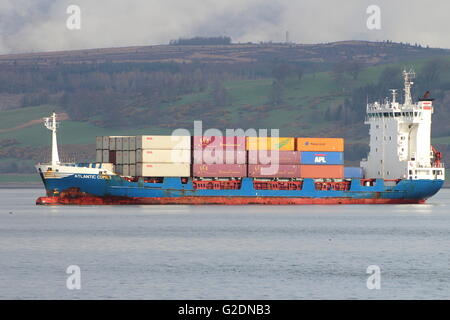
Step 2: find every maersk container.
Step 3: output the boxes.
[116,151,123,165]
[193,150,247,164]
[300,151,344,165]
[299,165,344,179]
[96,137,103,150]
[96,149,103,163]
[246,137,295,151]
[344,167,364,179]
[136,135,191,150]
[296,138,344,152]
[137,163,191,177]
[248,164,300,178]
[193,164,247,177]
[193,136,246,150]
[102,136,110,150]
[102,150,109,163]
[136,149,191,163]
[248,150,301,164]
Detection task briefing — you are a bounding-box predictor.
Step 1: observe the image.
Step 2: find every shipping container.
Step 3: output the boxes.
[129,164,136,177]
[193,150,247,164]
[136,149,191,163]
[129,150,136,164]
[123,151,129,164]
[344,167,364,179]
[116,137,123,151]
[108,151,116,164]
[296,138,344,152]
[193,164,247,177]
[136,163,191,177]
[96,149,103,163]
[96,137,103,150]
[109,137,116,151]
[123,165,130,176]
[102,150,109,163]
[123,137,130,151]
[136,135,191,150]
[300,151,344,165]
[129,136,136,151]
[248,150,301,164]
[248,164,300,178]
[299,165,344,179]
[102,136,110,150]
[246,137,295,151]
[193,136,246,150]
[116,151,123,165]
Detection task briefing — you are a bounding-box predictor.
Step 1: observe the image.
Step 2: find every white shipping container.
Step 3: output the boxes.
[102,136,110,149]
[116,138,123,150]
[96,149,103,163]
[109,137,116,150]
[136,135,191,150]
[123,137,130,151]
[129,136,136,150]
[123,164,130,176]
[136,163,191,177]
[102,150,109,163]
[130,164,136,177]
[136,149,191,163]
[116,151,123,165]
[123,151,129,164]
[96,137,103,150]
[129,150,136,164]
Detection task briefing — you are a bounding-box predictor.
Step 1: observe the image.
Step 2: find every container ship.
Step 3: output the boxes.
[36,70,445,205]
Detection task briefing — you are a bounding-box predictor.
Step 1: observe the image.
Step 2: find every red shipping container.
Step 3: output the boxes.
[193,164,247,177]
[193,136,246,150]
[299,165,344,178]
[248,150,301,164]
[108,151,117,164]
[193,150,247,164]
[248,164,301,178]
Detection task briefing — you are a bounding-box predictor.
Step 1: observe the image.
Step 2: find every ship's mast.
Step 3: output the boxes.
[44,112,60,166]
[403,69,415,105]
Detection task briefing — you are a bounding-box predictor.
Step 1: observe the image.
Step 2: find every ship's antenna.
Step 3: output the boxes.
[43,112,60,166]
[403,69,415,105]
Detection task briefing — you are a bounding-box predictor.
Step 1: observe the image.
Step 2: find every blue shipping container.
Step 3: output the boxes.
[300,151,344,165]
[344,167,364,179]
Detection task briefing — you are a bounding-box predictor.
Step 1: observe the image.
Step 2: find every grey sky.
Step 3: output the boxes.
[0,0,449,54]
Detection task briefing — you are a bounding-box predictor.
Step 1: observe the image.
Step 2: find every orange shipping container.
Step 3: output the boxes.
[246,137,295,151]
[296,138,344,152]
[299,165,344,179]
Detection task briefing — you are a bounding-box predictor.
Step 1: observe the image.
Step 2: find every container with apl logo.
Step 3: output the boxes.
[300,151,344,165]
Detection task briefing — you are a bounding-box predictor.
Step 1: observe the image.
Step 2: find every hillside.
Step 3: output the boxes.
[1,40,450,183]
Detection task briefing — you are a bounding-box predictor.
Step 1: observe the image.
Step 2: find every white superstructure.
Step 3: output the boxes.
[361,70,445,180]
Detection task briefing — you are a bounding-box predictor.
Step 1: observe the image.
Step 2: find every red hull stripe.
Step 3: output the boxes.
[36,196,425,205]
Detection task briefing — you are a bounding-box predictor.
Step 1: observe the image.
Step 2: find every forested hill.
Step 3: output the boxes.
[1,40,450,182]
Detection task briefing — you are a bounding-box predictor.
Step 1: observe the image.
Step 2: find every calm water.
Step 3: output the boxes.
[0,187,449,300]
